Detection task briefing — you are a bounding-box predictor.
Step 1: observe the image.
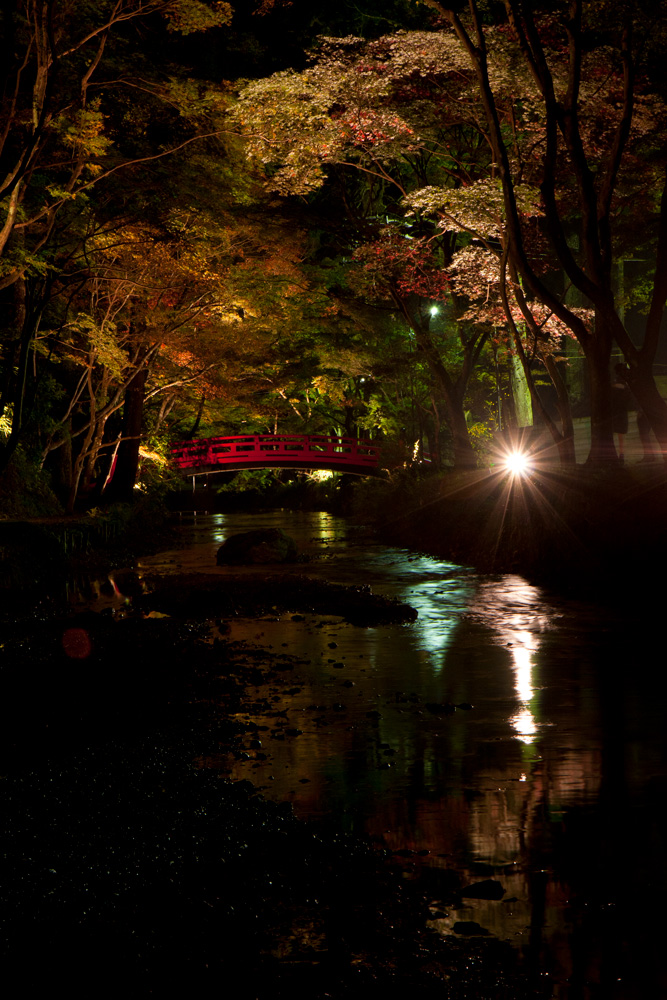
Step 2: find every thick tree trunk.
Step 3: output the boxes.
[596,297,667,460]
[543,354,577,465]
[441,383,477,469]
[586,328,616,464]
[395,296,479,470]
[105,367,147,502]
[0,278,31,476]
[412,328,478,469]
[628,364,667,461]
[427,393,442,468]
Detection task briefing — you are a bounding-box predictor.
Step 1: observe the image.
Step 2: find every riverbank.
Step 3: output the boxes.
[0,494,175,597]
[0,572,547,998]
[170,460,667,594]
[352,463,667,594]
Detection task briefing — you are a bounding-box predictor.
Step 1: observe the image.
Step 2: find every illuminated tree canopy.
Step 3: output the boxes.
[4,0,667,509]
[236,1,667,462]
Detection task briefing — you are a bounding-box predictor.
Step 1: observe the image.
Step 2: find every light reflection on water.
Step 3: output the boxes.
[137,510,666,999]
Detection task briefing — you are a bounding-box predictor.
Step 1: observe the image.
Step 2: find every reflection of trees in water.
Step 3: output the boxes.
[392,575,628,986]
[186,514,667,995]
[514,620,667,995]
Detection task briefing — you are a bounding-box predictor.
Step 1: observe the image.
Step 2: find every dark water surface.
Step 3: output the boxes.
[128,511,667,999]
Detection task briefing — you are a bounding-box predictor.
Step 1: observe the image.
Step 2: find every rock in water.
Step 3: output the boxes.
[216,528,299,565]
[460,879,505,900]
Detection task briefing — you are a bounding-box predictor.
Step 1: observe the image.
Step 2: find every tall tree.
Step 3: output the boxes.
[420,0,667,462]
[234,31,512,466]
[237,6,667,463]
[0,0,232,475]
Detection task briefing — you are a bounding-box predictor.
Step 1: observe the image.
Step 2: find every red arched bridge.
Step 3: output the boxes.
[171,434,381,476]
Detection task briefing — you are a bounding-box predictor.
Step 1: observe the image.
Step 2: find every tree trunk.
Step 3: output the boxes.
[510,353,533,428]
[153,392,176,437]
[586,326,616,464]
[440,382,477,469]
[394,295,478,470]
[628,363,667,461]
[543,354,577,465]
[413,328,478,469]
[187,393,206,438]
[427,393,442,468]
[507,313,577,467]
[0,278,32,476]
[105,367,147,502]
[67,419,96,513]
[81,413,110,496]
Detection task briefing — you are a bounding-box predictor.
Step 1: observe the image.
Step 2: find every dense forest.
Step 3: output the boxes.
[6,9,667,997]
[2,0,667,516]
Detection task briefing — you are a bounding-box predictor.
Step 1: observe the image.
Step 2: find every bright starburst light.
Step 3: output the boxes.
[505,450,532,475]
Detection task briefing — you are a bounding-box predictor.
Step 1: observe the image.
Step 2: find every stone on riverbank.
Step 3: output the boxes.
[216,527,299,565]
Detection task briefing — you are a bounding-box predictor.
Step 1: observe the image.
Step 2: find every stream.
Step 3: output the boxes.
[86,509,666,998]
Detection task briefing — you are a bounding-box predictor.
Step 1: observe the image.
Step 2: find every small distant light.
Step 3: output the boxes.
[505,451,532,475]
[430,305,439,317]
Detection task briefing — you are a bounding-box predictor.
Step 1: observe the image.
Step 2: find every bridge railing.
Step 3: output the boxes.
[171,434,380,471]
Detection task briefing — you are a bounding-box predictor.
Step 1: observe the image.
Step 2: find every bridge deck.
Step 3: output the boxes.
[171,434,381,476]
